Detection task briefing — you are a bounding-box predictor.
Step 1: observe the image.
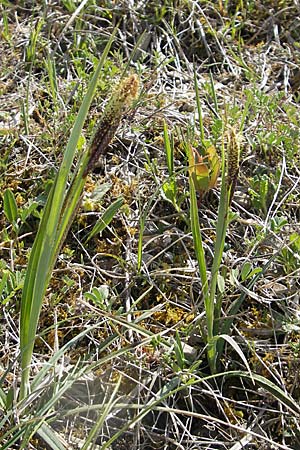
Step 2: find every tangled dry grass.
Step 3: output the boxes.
[0,1,300,449]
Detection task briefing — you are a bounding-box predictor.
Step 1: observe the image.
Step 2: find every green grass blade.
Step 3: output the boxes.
[85,196,124,243]
[226,371,300,416]
[45,54,58,110]
[137,213,145,273]
[217,252,278,359]
[0,429,24,450]
[217,334,252,378]
[0,387,6,409]
[189,175,208,296]
[81,377,122,450]
[101,376,181,450]
[194,69,205,147]
[19,30,117,400]
[36,423,68,450]
[211,139,228,336]
[163,120,174,175]
[209,71,219,113]
[188,171,214,355]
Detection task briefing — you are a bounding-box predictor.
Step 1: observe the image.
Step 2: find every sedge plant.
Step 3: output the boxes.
[185,76,241,373]
[19,30,139,400]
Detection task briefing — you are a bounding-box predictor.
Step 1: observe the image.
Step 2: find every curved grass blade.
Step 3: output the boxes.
[225,371,300,417]
[19,30,117,400]
[81,377,122,450]
[85,196,124,243]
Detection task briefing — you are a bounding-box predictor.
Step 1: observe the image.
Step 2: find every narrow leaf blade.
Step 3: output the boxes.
[86,196,124,242]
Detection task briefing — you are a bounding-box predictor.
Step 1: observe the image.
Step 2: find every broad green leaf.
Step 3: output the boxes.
[89,182,111,202]
[84,285,109,308]
[161,179,177,204]
[217,273,225,294]
[290,232,300,251]
[3,189,18,224]
[207,145,220,188]
[189,146,209,191]
[241,262,262,281]
[240,262,252,281]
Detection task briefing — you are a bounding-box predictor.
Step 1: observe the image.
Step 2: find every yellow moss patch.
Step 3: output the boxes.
[223,402,244,424]
[110,175,138,201]
[153,303,194,326]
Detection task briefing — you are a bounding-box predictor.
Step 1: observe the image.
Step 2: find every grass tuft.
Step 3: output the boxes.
[1,1,300,448]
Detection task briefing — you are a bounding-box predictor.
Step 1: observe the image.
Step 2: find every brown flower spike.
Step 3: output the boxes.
[84,74,139,176]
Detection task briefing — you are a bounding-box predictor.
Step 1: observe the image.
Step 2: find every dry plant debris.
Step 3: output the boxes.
[0,1,300,449]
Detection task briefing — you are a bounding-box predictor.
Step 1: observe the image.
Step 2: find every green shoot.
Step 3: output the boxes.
[85,196,124,243]
[19,29,139,399]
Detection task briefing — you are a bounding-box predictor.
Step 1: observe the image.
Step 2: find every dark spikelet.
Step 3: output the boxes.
[227,126,240,206]
[84,74,139,176]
